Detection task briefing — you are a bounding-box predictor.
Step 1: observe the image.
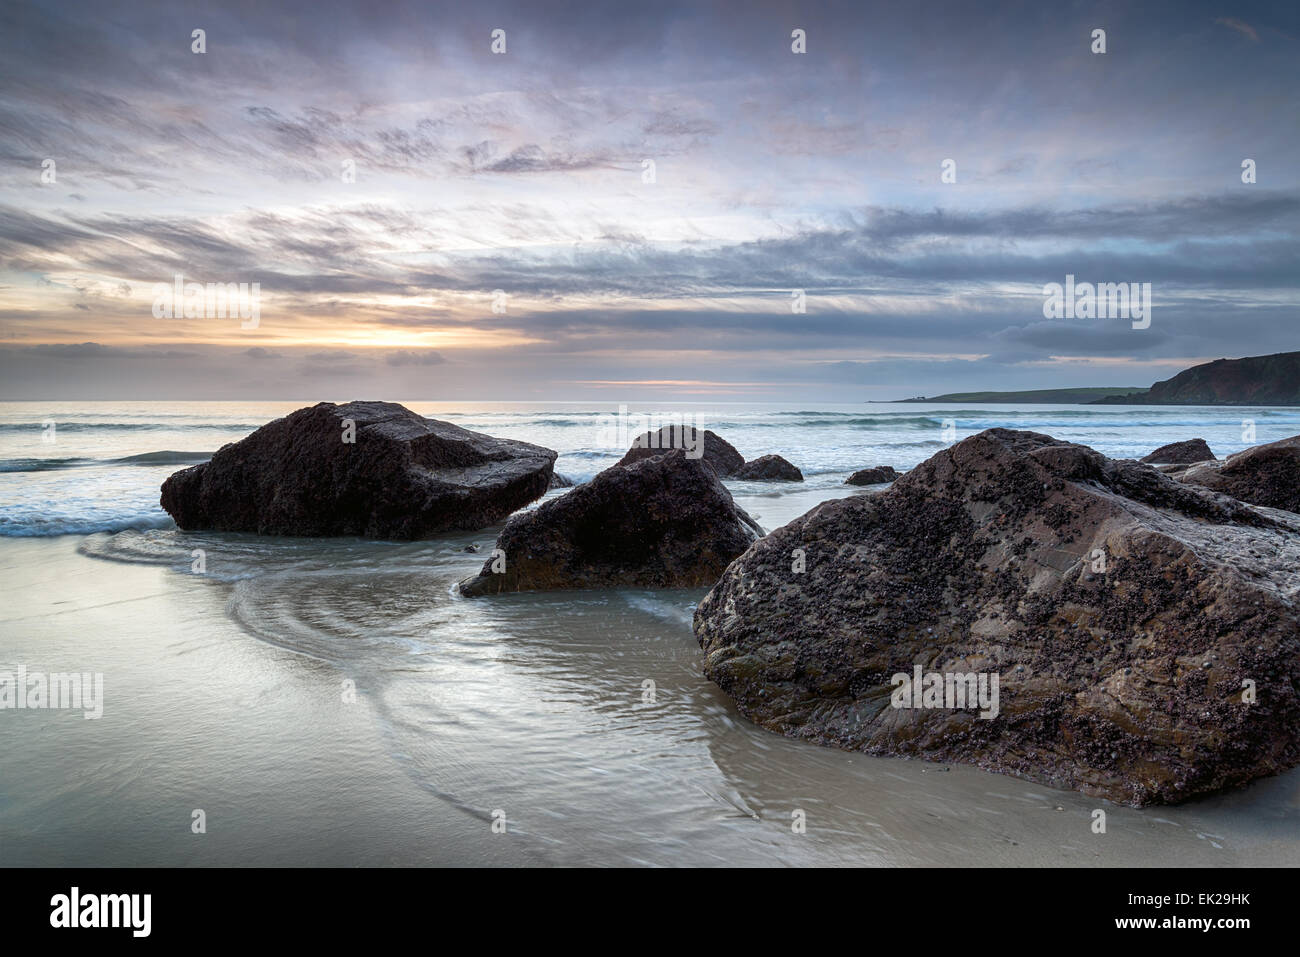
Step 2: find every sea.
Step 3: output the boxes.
[1,401,1297,865]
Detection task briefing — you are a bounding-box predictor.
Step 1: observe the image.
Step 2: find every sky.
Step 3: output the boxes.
[0,0,1297,400]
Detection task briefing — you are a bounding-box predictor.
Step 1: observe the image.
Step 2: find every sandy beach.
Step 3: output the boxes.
[3,462,1298,866]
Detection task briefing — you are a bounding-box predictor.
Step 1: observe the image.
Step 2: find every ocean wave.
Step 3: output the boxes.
[814,439,945,450]
[713,416,945,429]
[945,418,1287,431]
[0,511,175,537]
[76,527,316,574]
[557,449,624,460]
[5,402,1297,539]
[76,527,196,565]
[0,422,260,432]
[111,450,213,466]
[533,415,949,432]
[0,457,97,472]
[0,450,213,472]
[441,414,608,427]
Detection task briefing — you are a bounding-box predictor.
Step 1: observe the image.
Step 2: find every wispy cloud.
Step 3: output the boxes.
[1215,17,1260,42]
[1,0,1297,399]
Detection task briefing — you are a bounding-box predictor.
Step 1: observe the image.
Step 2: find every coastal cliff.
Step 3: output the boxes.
[1092,352,1300,406]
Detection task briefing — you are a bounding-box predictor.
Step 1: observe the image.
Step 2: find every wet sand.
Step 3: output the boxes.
[1,485,1298,866]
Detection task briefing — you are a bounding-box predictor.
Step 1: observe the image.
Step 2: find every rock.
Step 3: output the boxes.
[1140,438,1215,465]
[616,426,745,477]
[459,449,763,595]
[1171,434,1300,514]
[733,454,803,481]
[160,401,556,538]
[845,465,899,486]
[1093,351,1300,406]
[694,428,1300,807]
[548,472,576,489]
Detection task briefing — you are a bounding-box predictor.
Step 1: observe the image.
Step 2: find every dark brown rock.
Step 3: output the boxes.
[1140,438,1215,465]
[1171,434,1300,514]
[459,449,762,595]
[160,401,556,538]
[1093,351,1300,405]
[695,428,1300,807]
[845,465,899,486]
[734,454,803,481]
[616,426,745,477]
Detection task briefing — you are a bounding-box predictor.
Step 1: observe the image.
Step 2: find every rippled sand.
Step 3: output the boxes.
[2,484,1298,866]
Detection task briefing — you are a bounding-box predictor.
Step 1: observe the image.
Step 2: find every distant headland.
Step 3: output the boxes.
[886,387,1144,404]
[888,351,1300,405]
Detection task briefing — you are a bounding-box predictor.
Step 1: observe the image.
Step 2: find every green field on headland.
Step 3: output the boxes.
[887,387,1148,404]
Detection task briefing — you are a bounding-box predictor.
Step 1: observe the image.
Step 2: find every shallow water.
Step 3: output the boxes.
[1,402,1298,865]
[1,498,1297,866]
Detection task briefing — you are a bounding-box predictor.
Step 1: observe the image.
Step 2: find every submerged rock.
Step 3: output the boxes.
[734,454,804,481]
[459,449,762,595]
[616,426,745,477]
[695,428,1300,806]
[548,472,576,489]
[1140,438,1215,465]
[1171,434,1300,514]
[845,465,899,486]
[160,401,556,538]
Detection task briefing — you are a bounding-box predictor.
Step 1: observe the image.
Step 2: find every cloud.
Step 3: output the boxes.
[478,144,614,174]
[25,341,118,358]
[304,350,357,361]
[1214,18,1260,42]
[386,349,446,366]
[2,0,1297,400]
